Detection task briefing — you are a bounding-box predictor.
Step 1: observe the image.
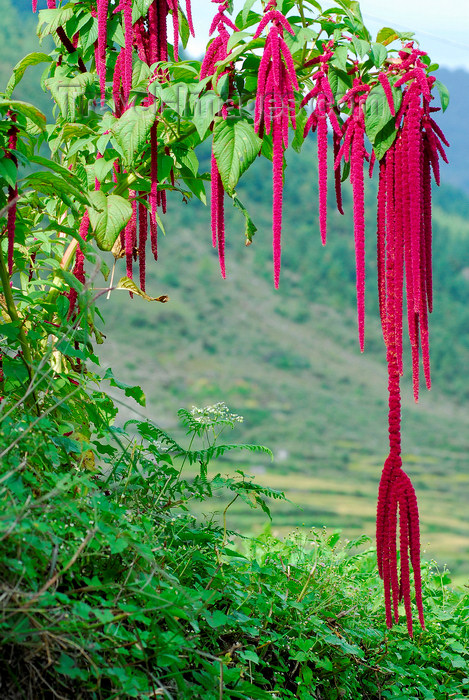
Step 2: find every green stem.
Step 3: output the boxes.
[0,245,39,414]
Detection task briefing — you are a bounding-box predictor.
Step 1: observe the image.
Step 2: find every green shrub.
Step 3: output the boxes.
[1,401,467,699]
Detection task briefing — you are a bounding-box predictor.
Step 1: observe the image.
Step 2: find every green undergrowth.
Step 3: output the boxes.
[1,401,468,700]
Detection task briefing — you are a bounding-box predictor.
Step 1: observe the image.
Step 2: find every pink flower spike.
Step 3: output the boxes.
[125,192,137,286]
[186,0,195,37]
[211,149,219,248]
[217,170,226,278]
[272,117,284,288]
[254,10,295,39]
[138,198,148,292]
[32,0,37,11]
[122,0,133,104]
[351,121,366,352]
[317,114,328,246]
[171,0,180,62]
[378,72,395,116]
[97,0,109,106]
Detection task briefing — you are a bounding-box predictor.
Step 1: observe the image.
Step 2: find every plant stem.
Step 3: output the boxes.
[0,245,39,414]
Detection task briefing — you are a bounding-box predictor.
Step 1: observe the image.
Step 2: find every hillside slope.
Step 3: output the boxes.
[98,142,469,580]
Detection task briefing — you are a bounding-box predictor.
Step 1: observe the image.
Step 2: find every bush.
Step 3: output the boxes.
[1,400,467,699]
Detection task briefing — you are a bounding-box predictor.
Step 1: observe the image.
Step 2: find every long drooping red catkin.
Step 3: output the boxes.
[253,2,298,288]
[67,212,90,319]
[125,191,137,284]
[97,0,109,105]
[374,45,447,634]
[338,79,370,351]
[376,161,387,333]
[302,45,342,245]
[210,149,219,249]
[202,0,239,278]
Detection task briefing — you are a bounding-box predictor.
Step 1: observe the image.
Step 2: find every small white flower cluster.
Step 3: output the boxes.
[190,402,244,426]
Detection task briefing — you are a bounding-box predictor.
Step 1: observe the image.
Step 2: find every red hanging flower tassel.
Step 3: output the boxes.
[253,1,298,288]
[202,0,239,278]
[374,45,448,635]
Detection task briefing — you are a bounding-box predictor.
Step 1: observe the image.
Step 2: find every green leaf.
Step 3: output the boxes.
[0,100,46,130]
[328,67,351,102]
[330,45,349,73]
[370,43,388,68]
[434,79,450,112]
[93,156,116,183]
[239,649,260,664]
[212,118,262,196]
[159,82,192,116]
[45,73,94,121]
[5,53,52,98]
[365,83,401,159]
[110,106,156,168]
[204,610,231,628]
[115,277,170,304]
[178,6,190,49]
[37,7,74,38]
[88,191,132,251]
[182,176,207,204]
[0,158,17,188]
[232,194,257,243]
[132,0,153,23]
[173,145,199,176]
[241,0,257,25]
[23,172,89,205]
[351,38,370,59]
[104,368,146,407]
[192,91,223,139]
[29,155,84,190]
[376,27,399,46]
[291,108,308,153]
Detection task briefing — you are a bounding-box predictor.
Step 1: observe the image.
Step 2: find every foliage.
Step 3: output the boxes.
[1,399,468,699]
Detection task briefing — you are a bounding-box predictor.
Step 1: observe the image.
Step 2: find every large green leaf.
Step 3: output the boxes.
[88,191,132,251]
[29,155,84,189]
[0,100,46,130]
[375,27,399,46]
[132,0,153,23]
[45,73,94,121]
[212,118,262,196]
[110,107,156,168]
[37,6,74,38]
[23,172,89,205]
[369,42,387,68]
[192,91,223,139]
[5,53,53,98]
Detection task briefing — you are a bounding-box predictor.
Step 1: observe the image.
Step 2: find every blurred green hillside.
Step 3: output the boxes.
[4,1,469,580]
[98,138,469,580]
